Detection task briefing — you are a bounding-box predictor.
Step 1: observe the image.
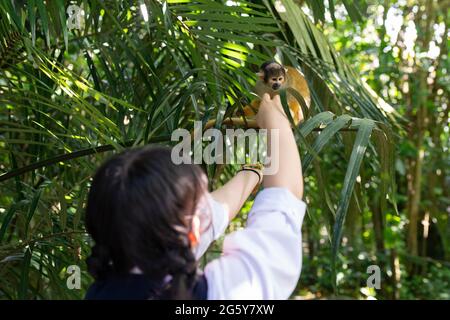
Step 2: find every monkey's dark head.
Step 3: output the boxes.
[258,61,287,91]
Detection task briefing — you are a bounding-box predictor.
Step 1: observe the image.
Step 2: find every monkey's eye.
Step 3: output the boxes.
[278,77,283,81]
[271,78,277,81]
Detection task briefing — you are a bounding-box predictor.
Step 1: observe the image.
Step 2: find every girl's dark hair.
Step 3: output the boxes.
[85,145,206,299]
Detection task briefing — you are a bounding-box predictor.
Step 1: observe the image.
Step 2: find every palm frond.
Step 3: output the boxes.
[0,0,400,298]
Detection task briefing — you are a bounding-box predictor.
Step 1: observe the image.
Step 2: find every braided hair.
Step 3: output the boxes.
[85,145,206,299]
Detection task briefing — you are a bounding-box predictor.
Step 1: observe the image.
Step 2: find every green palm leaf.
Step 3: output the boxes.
[0,0,399,298]
[331,118,375,290]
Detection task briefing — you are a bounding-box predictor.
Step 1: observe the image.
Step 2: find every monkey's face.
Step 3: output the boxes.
[267,73,285,91]
[258,62,287,92]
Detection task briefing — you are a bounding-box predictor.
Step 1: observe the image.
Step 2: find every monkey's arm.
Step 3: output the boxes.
[239,80,274,118]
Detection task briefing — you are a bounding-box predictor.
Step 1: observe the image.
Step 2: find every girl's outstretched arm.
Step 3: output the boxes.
[211,170,260,221]
[204,93,306,299]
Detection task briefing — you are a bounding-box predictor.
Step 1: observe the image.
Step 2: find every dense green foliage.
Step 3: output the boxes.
[0,0,448,299]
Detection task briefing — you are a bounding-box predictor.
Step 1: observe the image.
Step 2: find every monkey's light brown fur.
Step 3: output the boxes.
[202,64,310,131]
[244,65,311,125]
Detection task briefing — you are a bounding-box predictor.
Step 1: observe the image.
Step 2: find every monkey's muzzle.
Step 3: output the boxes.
[272,83,281,90]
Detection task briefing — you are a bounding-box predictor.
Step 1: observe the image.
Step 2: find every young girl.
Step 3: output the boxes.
[84,93,306,299]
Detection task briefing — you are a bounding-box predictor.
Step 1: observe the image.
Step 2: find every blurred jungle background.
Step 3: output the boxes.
[0,0,448,299]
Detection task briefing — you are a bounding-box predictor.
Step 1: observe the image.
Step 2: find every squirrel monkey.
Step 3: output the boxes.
[203,61,310,131]
[243,61,311,125]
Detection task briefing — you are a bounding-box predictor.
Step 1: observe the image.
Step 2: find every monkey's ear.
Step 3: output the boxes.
[284,67,288,73]
[256,71,264,79]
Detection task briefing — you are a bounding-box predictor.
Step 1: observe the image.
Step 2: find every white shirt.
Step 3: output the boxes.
[194,187,306,300]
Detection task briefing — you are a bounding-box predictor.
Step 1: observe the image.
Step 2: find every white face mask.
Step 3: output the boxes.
[188,193,213,250]
[192,194,230,261]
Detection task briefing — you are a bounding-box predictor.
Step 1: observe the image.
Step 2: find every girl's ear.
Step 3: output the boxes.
[256,71,265,79]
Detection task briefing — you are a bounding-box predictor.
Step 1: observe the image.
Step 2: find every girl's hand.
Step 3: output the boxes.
[256,93,289,129]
